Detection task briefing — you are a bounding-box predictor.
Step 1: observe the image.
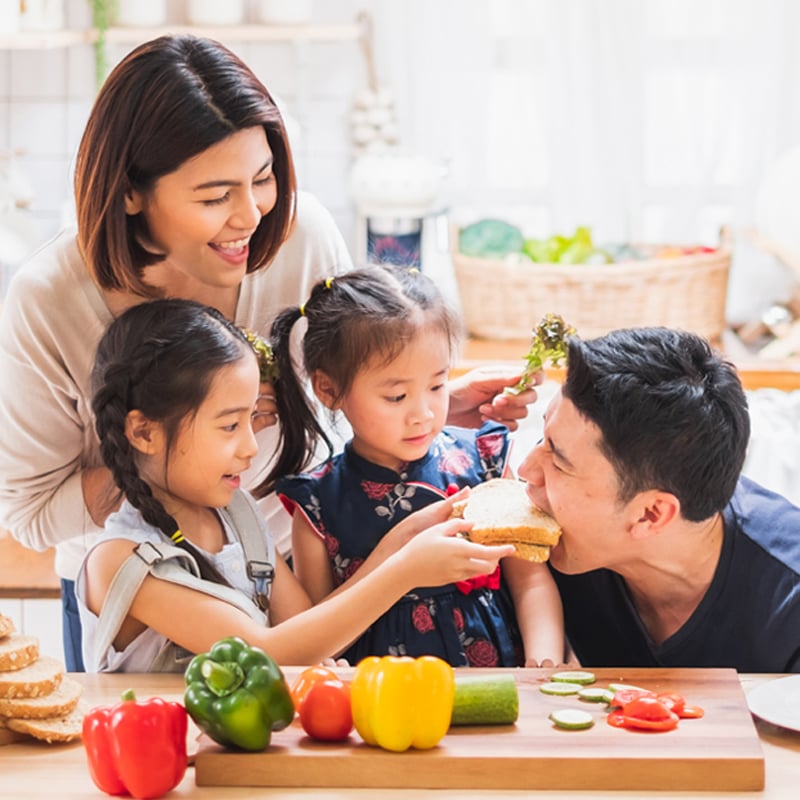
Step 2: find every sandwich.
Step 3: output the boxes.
[450,478,561,562]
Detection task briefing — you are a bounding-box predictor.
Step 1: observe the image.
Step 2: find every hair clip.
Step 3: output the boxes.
[299,304,306,317]
[324,276,335,289]
[171,529,185,543]
[408,267,420,274]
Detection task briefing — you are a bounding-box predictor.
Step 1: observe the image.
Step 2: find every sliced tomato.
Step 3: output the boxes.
[607,706,679,732]
[290,665,339,712]
[622,695,674,722]
[609,688,654,708]
[677,705,705,719]
[607,709,628,728]
[655,692,686,714]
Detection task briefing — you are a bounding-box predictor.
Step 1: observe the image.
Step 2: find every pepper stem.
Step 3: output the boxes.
[201,659,245,696]
[121,689,136,702]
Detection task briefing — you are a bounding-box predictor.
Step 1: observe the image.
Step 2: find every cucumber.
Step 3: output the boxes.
[550,670,596,685]
[450,674,519,726]
[608,682,648,693]
[549,709,595,730]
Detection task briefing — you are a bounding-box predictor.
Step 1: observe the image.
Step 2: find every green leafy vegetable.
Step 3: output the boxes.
[505,313,576,395]
[459,219,523,258]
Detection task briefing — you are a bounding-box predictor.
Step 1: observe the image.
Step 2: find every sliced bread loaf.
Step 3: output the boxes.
[0,613,15,639]
[0,634,40,671]
[0,655,63,699]
[0,675,82,719]
[5,701,87,744]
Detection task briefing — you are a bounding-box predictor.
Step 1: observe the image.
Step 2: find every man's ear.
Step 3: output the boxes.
[629,491,680,540]
[311,370,341,410]
[125,410,164,455]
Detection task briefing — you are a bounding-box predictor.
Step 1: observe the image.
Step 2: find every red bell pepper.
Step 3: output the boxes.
[82,689,187,799]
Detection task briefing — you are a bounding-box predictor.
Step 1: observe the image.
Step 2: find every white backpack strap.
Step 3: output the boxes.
[219,490,276,611]
[92,538,268,672]
[91,540,191,672]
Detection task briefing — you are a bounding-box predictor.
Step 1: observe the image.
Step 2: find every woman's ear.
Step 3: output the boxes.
[629,491,680,540]
[311,370,341,410]
[124,188,144,216]
[125,410,164,455]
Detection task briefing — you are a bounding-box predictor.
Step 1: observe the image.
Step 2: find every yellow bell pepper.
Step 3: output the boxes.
[350,655,455,752]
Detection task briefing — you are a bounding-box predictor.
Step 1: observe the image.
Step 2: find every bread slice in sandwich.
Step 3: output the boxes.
[450,478,561,562]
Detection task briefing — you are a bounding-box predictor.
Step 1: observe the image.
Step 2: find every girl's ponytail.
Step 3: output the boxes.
[252,305,332,497]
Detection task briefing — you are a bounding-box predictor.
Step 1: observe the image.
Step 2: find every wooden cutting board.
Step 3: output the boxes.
[194,666,765,791]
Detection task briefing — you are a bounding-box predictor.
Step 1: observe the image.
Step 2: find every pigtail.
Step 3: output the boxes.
[251,304,332,497]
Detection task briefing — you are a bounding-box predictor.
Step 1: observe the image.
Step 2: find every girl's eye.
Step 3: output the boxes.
[254,175,274,187]
[431,382,446,392]
[221,423,238,432]
[386,394,406,403]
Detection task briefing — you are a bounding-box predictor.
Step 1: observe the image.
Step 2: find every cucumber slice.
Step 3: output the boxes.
[577,687,614,703]
[549,709,595,730]
[539,681,583,696]
[608,682,649,693]
[550,670,596,685]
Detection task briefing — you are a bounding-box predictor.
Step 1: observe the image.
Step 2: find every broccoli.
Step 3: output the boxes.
[505,313,576,395]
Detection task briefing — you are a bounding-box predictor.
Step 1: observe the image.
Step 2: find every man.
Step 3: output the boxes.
[518,327,800,672]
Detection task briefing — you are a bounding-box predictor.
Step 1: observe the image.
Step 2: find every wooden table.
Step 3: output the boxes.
[1,672,798,799]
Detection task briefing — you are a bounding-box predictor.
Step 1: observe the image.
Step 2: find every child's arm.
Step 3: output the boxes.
[290,514,335,604]
[84,521,515,667]
[502,556,565,667]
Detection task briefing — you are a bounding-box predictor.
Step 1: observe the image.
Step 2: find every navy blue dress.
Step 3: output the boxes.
[277,422,523,667]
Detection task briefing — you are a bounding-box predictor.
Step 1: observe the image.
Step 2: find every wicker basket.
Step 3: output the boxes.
[452,233,732,341]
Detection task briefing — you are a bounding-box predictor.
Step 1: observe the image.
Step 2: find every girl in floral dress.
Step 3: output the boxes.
[267,265,564,667]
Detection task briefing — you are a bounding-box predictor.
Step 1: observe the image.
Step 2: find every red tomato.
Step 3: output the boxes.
[299,680,353,742]
[290,665,338,712]
[622,696,674,722]
[610,688,654,708]
[677,705,705,719]
[655,692,686,715]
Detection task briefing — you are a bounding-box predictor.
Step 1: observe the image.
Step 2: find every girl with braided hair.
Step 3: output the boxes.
[76,298,513,672]
[270,266,565,668]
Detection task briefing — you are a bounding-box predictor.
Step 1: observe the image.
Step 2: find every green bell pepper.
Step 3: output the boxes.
[183,636,294,751]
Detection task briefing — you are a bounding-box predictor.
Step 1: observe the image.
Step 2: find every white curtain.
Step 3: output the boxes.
[373,0,800,322]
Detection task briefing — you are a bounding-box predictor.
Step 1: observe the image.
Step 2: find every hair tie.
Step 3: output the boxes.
[299,304,305,317]
[324,276,335,289]
[171,529,185,543]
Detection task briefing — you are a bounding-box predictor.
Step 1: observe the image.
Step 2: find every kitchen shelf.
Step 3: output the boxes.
[0,23,362,50]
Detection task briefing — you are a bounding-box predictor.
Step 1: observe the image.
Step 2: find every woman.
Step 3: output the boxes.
[0,34,537,671]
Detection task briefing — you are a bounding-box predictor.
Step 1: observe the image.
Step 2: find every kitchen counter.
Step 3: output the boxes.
[1,672,798,798]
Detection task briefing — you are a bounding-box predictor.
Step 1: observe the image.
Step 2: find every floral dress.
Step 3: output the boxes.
[276,422,523,667]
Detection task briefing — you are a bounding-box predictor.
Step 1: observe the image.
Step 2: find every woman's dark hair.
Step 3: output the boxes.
[91,298,255,582]
[256,265,462,495]
[563,327,750,521]
[76,34,297,297]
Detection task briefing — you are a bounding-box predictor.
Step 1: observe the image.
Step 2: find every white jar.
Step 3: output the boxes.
[256,0,313,25]
[116,0,168,27]
[186,0,246,25]
[20,0,64,32]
